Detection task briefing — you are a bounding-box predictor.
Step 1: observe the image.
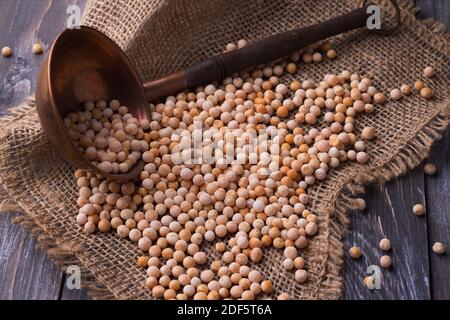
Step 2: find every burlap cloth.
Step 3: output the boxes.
[0,0,448,300]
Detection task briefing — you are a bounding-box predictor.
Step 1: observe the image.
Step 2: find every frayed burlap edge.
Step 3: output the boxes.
[0,0,449,300]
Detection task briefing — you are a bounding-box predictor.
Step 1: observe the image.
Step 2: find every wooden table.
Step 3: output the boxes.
[0,0,448,300]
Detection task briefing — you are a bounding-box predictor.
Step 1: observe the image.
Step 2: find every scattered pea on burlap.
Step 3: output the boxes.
[0,0,449,300]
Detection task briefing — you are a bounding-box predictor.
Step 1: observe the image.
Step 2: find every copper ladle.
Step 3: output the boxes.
[35,1,400,182]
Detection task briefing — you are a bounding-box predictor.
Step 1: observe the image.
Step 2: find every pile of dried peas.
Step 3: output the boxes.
[64,39,439,300]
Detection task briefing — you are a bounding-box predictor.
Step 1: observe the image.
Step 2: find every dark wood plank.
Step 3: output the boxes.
[0,212,63,300]
[0,0,86,300]
[342,0,449,300]
[0,0,86,113]
[415,0,450,26]
[60,274,91,300]
[60,288,91,300]
[342,168,430,299]
[425,129,450,300]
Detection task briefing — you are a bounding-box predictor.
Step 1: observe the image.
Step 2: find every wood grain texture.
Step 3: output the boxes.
[0,0,448,300]
[425,130,450,300]
[415,0,450,26]
[414,2,450,299]
[0,212,63,300]
[60,276,91,300]
[0,0,86,113]
[342,169,431,299]
[0,0,86,300]
[341,0,449,300]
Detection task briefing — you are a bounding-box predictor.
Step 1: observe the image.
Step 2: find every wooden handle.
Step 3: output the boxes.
[144,5,369,101]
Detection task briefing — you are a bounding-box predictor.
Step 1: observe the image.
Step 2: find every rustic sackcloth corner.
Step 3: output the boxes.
[0,0,449,300]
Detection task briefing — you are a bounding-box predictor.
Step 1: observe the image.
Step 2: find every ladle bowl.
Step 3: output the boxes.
[36,27,149,181]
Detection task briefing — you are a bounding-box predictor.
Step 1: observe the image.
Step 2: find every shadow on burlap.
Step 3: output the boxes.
[0,0,448,299]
